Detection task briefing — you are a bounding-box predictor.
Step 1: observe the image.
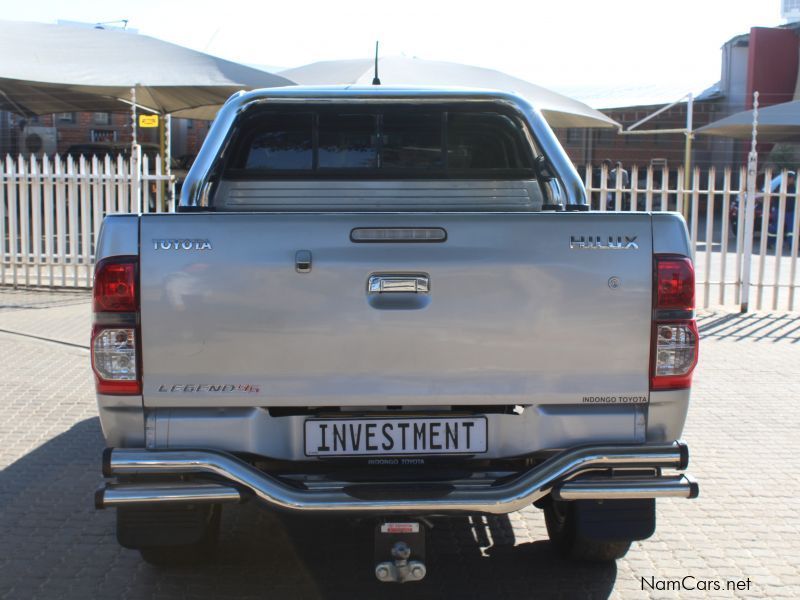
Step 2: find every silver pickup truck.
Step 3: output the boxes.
[92,86,699,580]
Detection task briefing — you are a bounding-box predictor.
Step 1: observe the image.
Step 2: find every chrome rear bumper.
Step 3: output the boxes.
[96,440,698,514]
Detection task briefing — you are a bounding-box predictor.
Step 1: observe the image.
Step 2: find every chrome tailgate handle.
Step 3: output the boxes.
[368,274,430,294]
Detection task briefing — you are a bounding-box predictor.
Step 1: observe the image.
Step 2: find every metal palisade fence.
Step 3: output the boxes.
[1,155,798,312]
[585,163,799,312]
[1,152,171,288]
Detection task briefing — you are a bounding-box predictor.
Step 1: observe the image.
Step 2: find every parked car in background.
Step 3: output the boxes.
[728,171,796,243]
[766,171,796,243]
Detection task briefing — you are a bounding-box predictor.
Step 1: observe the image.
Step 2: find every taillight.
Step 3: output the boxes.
[93,260,136,312]
[650,320,699,390]
[651,255,698,391]
[655,257,694,311]
[92,257,141,395]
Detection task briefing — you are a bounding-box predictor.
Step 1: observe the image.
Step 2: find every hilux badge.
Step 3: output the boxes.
[570,235,638,250]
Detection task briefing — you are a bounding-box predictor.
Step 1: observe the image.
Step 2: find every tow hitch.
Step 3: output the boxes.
[374,521,427,583]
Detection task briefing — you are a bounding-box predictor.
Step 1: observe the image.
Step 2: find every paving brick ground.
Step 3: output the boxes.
[0,288,798,599]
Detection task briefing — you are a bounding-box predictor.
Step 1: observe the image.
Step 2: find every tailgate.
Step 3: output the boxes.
[140,212,652,407]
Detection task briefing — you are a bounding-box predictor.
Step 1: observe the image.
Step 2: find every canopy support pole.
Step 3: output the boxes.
[166,114,173,209]
[619,93,694,218]
[130,86,141,213]
[682,94,694,221]
[740,91,759,313]
[159,113,168,210]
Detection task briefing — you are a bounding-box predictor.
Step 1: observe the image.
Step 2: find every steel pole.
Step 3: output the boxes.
[158,113,167,210]
[740,91,759,313]
[682,93,694,221]
[165,114,173,209]
[130,87,141,213]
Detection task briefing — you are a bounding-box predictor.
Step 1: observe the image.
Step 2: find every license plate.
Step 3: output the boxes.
[304,417,487,457]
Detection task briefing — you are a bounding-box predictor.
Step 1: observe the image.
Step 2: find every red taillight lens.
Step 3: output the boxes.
[92,256,140,395]
[655,257,694,311]
[93,259,137,312]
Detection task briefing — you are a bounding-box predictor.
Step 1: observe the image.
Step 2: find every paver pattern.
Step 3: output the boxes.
[0,289,798,599]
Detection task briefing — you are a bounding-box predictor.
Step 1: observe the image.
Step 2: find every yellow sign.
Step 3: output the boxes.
[139,114,159,128]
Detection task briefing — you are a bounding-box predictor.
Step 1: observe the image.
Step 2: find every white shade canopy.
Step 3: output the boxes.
[0,20,293,119]
[280,57,619,129]
[695,100,800,141]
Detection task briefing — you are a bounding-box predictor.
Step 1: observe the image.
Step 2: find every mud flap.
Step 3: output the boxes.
[574,499,656,542]
[116,505,216,549]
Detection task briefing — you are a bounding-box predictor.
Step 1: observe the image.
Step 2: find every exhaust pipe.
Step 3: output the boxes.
[552,474,699,501]
[98,441,692,514]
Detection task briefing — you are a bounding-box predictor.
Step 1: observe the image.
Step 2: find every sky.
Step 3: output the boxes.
[0,0,787,106]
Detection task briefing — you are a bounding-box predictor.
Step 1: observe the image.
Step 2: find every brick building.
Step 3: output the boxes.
[0,109,210,159]
[557,21,800,173]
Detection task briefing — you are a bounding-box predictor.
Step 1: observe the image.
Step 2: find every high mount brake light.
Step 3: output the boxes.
[92,257,141,395]
[651,255,698,391]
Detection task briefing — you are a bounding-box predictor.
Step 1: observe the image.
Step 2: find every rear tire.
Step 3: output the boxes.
[544,499,631,562]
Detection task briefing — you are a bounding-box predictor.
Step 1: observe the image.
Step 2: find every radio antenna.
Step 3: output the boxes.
[372,41,381,85]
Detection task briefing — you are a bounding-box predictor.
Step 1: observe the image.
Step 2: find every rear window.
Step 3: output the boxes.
[244,113,313,170]
[318,113,378,168]
[225,104,534,178]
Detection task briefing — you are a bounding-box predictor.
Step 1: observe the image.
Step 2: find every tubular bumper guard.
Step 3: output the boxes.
[96,440,698,514]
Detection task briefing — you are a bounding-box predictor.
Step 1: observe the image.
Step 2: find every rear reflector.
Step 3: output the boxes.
[655,257,694,311]
[93,258,137,312]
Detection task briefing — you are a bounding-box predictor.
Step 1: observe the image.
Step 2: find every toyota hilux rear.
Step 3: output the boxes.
[93,87,698,578]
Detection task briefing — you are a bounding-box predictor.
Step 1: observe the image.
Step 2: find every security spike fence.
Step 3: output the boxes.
[586,163,799,312]
[1,153,171,288]
[1,155,798,311]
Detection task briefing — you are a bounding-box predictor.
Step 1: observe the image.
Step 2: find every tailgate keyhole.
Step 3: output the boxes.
[295,250,312,273]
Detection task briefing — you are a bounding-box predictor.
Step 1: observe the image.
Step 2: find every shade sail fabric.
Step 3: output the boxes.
[280,57,619,129]
[0,20,293,118]
[695,100,800,141]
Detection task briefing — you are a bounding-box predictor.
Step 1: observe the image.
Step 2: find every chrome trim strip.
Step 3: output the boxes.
[552,474,698,501]
[102,441,691,514]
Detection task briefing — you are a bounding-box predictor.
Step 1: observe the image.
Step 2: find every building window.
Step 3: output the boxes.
[566,129,583,144]
[93,112,112,125]
[91,129,118,143]
[57,113,75,123]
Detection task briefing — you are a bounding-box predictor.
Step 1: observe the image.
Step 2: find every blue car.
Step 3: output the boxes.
[766,171,796,244]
